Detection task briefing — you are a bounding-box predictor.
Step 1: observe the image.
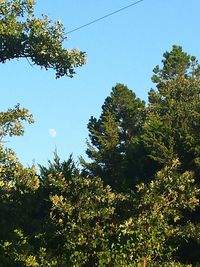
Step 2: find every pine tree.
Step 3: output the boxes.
[143,45,200,265]
[82,83,155,191]
[144,45,200,178]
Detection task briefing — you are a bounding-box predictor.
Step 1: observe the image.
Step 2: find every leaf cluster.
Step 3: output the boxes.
[0,0,86,78]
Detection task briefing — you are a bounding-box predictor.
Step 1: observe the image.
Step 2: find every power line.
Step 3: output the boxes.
[66,0,144,35]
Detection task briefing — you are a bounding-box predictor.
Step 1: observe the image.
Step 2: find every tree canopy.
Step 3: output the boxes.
[81,46,200,265]
[0,13,200,264]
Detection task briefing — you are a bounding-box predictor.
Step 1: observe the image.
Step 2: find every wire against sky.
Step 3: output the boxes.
[66,0,144,34]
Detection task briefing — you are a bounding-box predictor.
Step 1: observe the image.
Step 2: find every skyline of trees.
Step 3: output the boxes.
[0,2,200,266]
[1,44,200,266]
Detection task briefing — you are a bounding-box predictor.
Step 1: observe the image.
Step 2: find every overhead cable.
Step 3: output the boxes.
[66,0,144,35]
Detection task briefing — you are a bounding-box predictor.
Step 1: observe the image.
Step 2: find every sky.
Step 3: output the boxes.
[1,0,200,167]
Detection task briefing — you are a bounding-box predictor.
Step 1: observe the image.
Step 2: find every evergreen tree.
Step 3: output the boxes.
[143,45,200,265]
[144,45,200,176]
[82,83,156,191]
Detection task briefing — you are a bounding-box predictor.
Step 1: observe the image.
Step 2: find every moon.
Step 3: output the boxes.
[49,128,57,138]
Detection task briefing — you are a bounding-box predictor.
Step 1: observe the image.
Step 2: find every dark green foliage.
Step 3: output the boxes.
[145,45,200,176]
[143,45,200,265]
[1,44,200,266]
[0,106,40,266]
[81,83,157,191]
[39,152,79,182]
[1,150,198,266]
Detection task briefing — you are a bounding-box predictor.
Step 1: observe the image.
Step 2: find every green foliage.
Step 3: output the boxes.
[144,45,200,174]
[110,160,199,266]
[2,157,198,266]
[1,117,198,266]
[0,0,86,78]
[39,152,80,182]
[0,105,40,266]
[81,83,156,191]
[143,45,200,264]
[44,160,199,266]
[1,45,200,266]
[0,104,33,139]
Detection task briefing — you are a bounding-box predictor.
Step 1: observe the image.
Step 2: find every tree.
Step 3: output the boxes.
[0,0,86,78]
[112,160,199,267]
[82,83,157,191]
[39,152,80,182]
[0,2,87,265]
[40,160,199,266]
[144,45,200,175]
[0,105,40,266]
[143,45,200,265]
[4,157,197,267]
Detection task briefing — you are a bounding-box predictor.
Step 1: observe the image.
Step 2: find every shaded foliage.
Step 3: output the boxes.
[1,44,200,266]
[81,83,158,191]
[144,45,200,176]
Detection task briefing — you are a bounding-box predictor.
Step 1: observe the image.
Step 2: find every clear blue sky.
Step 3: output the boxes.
[2,0,200,166]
